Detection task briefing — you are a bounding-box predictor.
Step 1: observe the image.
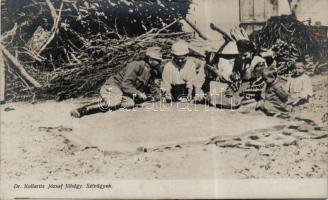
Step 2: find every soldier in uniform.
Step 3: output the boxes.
[161,41,205,102]
[256,67,291,117]
[209,40,267,109]
[70,47,163,118]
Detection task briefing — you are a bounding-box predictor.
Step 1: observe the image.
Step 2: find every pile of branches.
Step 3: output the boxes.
[1,0,192,102]
[42,28,191,100]
[271,39,300,75]
[3,29,191,101]
[250,15,328,61]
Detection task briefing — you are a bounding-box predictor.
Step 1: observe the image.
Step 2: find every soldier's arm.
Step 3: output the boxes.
[161,63,172,96]
[272,82,289,102]
[121,62,143,97]
[184,61,197,99]
[195,64,205,95]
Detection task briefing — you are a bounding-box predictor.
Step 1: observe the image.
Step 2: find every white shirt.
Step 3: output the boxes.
[287,74,313,99]
[161,58,205,94]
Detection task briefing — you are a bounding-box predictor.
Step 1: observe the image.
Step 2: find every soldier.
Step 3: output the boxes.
[287,58,313,106]
[161,41,205,102]
[256,67,291,117]
[70,47,163,118]
[232,39,267,84]
[208,40,267,109]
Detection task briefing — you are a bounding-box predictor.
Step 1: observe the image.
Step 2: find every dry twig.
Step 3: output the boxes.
[1,44,42,88]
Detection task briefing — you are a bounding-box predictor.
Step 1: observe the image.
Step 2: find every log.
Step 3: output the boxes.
[182,18,208,40]
[0,44,42,88]
[0,51,5,102]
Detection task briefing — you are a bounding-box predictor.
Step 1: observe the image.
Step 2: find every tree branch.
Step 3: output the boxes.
[1,44,42,88]
[0,51,5,102]
[36,0,64,55]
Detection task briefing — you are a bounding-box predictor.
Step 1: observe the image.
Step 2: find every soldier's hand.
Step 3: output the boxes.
[165,94,172,102]
[194,93,205,102]
[137,92,147,101]
[224,87,234,98]
[187,88,193,102]
[186,95,193,102]
[230,72,240,82]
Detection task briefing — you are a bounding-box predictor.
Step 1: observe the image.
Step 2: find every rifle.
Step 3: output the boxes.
[210,23,234,42]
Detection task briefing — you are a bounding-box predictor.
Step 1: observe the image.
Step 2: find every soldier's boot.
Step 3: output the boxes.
[70,102,109,118]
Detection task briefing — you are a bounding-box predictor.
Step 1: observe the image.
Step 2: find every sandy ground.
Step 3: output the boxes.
[0,74,327,181]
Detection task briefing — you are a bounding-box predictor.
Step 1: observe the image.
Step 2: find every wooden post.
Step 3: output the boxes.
[0,51,5,102]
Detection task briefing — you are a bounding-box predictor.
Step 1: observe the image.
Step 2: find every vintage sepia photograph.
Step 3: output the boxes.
[0,0,327,199]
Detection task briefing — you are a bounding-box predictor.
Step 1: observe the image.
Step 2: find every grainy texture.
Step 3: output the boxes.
[250,15,328,61]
